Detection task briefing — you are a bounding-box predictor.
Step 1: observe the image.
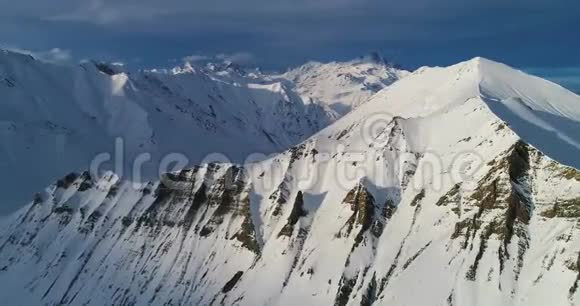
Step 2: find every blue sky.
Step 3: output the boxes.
[1,0,579,91]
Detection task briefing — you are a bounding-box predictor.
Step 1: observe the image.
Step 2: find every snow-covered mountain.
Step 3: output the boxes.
[1,57,579,305]
[0,50,338,214]
[277,53,409,116]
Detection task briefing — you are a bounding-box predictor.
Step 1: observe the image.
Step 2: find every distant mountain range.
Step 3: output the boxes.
[0,50,409,213]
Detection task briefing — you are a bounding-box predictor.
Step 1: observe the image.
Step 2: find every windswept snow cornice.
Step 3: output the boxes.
[322,56,580,169]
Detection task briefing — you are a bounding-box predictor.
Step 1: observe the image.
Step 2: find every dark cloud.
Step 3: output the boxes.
[215,52,255,65]
[0,0,578,73]
[182,54,210,62]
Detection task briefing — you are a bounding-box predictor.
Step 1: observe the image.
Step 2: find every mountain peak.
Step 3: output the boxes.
[350,55,580,169]
[92,61,127,76]
[279,55,409,115]
[467,56,486,64]
[0,48,36,64]
[457,56,512,73]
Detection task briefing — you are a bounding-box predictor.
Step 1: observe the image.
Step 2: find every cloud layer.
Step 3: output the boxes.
[0,0,578,72]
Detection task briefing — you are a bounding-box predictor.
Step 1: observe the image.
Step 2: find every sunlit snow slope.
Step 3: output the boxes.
[278,53,409,116]
[0,50,336,214]
[0,57,579,306]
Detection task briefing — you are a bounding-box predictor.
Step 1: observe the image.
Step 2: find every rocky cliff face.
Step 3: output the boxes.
[1,139,578,306]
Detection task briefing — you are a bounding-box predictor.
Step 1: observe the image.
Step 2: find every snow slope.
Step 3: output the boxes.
[352,57,580,168]
[277,53,409,116]
[0,57,579,306]
[0,50,336,214]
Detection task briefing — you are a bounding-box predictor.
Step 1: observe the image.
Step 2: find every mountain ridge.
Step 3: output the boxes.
[0,49,343,214]
[0,55,579,305]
